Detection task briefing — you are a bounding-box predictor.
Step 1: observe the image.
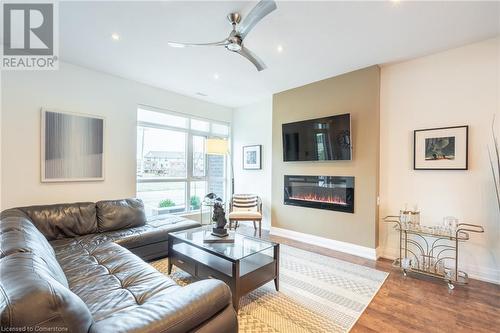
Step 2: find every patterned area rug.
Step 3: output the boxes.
[151,245,388,333]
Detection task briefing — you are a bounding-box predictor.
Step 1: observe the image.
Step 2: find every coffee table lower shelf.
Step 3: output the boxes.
[167,238,279,311]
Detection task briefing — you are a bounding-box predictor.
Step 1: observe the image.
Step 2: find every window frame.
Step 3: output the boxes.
[137,105,230,215]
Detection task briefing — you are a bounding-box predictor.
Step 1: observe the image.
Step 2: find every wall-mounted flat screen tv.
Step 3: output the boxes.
[282,113,351,161]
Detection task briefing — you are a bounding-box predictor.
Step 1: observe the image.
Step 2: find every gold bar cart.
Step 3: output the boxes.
[384,216,484,289]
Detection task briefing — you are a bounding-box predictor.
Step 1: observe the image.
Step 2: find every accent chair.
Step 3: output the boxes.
[228,194,263,237]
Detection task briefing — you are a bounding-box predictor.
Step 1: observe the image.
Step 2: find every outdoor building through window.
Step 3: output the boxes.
[137,106,230,217]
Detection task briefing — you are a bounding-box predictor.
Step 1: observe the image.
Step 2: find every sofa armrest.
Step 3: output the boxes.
[89,279,237,333]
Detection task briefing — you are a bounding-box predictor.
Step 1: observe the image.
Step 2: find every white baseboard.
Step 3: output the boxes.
[376,246,399,261]
[377,246,500,285]
[467,267,500,285]
[270,227,378,261]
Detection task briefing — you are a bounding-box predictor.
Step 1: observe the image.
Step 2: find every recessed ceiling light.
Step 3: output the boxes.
[391,0,401,4]
[213,73,220,80]
[277,45,283,53]
[111,33,120,41]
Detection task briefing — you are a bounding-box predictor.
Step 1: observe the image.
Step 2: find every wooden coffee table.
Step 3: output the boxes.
[168,227,279,311]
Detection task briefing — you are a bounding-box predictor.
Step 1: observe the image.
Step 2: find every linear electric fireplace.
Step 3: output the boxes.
[284,175,354,213]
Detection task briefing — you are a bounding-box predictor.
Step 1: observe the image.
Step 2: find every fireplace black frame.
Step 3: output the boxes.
[284,175,354,213]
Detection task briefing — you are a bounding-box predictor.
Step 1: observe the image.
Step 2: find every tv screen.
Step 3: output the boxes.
[282,114,351,161]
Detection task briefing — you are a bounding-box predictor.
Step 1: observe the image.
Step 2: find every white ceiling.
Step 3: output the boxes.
[59,1,499,108]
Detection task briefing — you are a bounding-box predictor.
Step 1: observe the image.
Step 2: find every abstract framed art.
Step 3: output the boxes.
[243,145,262,170]
[414,125,468,170]
[41,109,105,182]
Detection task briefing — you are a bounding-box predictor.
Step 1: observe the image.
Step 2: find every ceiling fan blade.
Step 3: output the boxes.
[168,39,229,48]
[238,0,277,39]
[237,47,266,71]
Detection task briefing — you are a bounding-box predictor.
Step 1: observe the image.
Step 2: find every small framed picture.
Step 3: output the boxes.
[414,125,468,170]
[243,145,262,170]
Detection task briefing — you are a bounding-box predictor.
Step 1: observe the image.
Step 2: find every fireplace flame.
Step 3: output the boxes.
[289,193,348,205]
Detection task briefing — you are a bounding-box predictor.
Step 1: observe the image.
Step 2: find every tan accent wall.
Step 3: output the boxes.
[271,66,380,249]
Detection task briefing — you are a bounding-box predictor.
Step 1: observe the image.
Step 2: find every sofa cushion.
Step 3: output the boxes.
[0,214,68,288]
[106,215,200,249]
[54,241,181,320]
[0,252,93,332]
[88,280,235,333]
[96,198,146,232]
[51,240,235,333]
[0,215,54,258]
[16,202,98,240]
[50,215,201,261]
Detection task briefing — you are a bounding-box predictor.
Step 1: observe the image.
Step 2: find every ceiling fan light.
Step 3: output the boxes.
[226,43,242,52]
[168,42,185,48]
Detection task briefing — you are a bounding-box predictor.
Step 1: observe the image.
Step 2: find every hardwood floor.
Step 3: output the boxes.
[236,225,500,333]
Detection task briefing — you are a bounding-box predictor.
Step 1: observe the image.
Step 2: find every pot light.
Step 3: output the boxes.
[213,73,220,80]
[111,33,120,41]
[277,44,283,53]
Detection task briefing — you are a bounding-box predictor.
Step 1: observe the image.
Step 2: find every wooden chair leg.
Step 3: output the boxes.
[229,219,232,230]
[259,220,262,237]
[253,220,257,230]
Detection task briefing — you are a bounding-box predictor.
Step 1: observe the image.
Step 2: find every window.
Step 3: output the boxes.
[137,107,229,217]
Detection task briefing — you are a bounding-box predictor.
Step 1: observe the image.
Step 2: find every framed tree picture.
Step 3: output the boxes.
[243,145,262,170]
[41,109,105,182]
[414,125,468,170]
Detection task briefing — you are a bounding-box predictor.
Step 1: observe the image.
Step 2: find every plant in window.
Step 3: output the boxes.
[190,196,201,210]
[158,199,176,208]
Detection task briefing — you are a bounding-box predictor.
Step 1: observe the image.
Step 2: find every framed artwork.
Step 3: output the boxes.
[41,109,105,182]
[243,145,262,170]
[414,125,468,170]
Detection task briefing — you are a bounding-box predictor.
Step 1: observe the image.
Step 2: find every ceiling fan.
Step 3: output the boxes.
[167,0,277,71]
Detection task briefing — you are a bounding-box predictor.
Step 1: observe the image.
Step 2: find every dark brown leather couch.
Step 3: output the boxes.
[0,199,238,333]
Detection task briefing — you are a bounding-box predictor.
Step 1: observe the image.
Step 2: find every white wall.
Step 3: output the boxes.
[379,38,500,284]
[1,62,232,209]
[232,98,273,230]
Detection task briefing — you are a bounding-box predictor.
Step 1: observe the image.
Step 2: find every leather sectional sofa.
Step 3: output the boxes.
[0,199,238,332]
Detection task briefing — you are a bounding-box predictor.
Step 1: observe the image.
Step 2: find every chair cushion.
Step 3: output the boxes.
[96,198,146,232]
[14,202,98,240]
[232,206,258,212]
[228,211,262,219]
